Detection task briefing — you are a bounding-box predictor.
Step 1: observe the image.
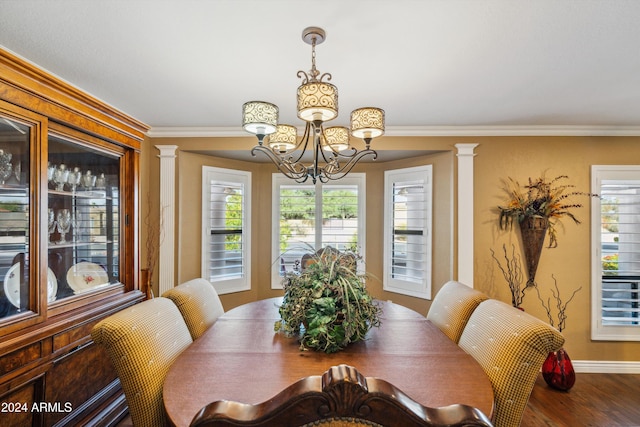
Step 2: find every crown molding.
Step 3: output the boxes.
[146,125,640,138]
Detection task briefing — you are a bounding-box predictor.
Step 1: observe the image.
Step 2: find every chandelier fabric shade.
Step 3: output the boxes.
[297,82,338,122]
[268,124,298,152]
[242,27,385,183]
[323,126,350,152]
[242,101,278,136]
[351,107,386,140]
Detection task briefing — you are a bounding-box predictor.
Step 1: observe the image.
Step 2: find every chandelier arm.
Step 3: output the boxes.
[317,129,335,164]
[322,149,378,181]
[297,70,310,84]
[317,172,329,184]
[318,148,334,164]
[286,123,313,164]
[317,72,332,83]
[251,146,309,181]
[322,146,359,159]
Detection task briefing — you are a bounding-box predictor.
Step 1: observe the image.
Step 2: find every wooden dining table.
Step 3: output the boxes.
[163,297,494,427]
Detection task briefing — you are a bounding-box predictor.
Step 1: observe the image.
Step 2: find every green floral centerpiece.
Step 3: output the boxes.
[274,247,382,353]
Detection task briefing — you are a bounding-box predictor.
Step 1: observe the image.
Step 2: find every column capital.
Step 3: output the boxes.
[455,143,479,157]
[155,144,178,158]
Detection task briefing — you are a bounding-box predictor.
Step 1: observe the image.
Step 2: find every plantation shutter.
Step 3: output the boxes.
[202,167,251,294]
[600,179,640,326]
[278,184,316,273]
[383,165,432,299]
[321,184,359,251]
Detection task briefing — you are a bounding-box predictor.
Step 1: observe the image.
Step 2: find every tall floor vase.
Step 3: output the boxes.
[542,347,576,391]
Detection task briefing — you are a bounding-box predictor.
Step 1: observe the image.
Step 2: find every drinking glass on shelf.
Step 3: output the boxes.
[47,162,56,185]
[71,211,80,242]
[56,209,71,244]
[0,149,13,185]
[95,172,106,189]
[54,164,69,191]
[14,161,21,183]
[82,170,96,191]
[48,209,57,242]
[67,166,82,193]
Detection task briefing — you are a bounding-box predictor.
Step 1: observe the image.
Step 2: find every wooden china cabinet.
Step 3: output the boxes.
[0,49,148,426]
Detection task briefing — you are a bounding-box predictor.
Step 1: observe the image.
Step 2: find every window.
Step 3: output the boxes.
[201,166,251,294]
[591,165,640,341]
[383,165,432,299]
[272,173,365,289]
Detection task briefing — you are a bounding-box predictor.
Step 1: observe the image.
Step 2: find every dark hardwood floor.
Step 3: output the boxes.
[115,373,640,427]
[521,373,640,426]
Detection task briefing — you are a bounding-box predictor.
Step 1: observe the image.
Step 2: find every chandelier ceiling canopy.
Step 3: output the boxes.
[242,27,385,184]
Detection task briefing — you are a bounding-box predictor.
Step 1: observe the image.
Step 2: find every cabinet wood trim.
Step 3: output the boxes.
[0,49,149,148]
[0,291,143,355]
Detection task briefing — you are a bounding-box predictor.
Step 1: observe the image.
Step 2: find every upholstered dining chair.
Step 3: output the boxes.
[162,278,225,340]
[91,297,193,427]
[426,280,489,343]
[189,364,494,427]
[458,299,565,427]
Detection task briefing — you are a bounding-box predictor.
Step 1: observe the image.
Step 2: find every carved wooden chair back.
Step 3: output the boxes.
[189,364,494,427]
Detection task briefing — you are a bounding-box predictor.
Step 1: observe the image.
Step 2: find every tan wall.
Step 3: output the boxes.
[472,135,640,361]
[142,134,640,362]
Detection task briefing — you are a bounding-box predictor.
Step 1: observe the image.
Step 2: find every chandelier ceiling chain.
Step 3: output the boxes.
[309,32,319,80]
[242,26,385,184]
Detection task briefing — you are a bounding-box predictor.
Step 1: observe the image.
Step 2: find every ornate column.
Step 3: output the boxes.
[455,143,479,287]
[155,145,177,294]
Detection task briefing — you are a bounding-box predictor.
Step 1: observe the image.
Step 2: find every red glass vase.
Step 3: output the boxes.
[542,347,575,391]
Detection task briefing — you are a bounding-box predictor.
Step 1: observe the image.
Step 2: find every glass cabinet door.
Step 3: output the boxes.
[48,134,121,303]
[0,117,31,319]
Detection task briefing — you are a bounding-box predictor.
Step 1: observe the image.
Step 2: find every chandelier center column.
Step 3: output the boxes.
[156,144,177,294]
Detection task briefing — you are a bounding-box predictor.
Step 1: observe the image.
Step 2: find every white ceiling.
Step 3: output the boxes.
[1,0,640,139]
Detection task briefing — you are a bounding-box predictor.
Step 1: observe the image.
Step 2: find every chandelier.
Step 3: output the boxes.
[242,27,385,184]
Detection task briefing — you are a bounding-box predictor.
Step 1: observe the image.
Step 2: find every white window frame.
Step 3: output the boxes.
[591,165,640,341]
[201,166,251,295]
[383,165,433,300]
[271,173,366,289]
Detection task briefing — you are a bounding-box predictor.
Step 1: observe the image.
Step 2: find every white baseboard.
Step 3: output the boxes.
[573,360,640,374]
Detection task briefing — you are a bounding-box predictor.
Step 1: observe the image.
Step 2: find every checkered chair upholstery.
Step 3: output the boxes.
[91,297,193,427]
[426,280,489,343]
[458,299,564,427]
[162,278,225,340]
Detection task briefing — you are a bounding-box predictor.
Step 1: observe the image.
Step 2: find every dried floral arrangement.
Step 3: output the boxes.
[536,275,582,332]
[498,174,598,248]
[490,244,531,308]
[142,193,164,298]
